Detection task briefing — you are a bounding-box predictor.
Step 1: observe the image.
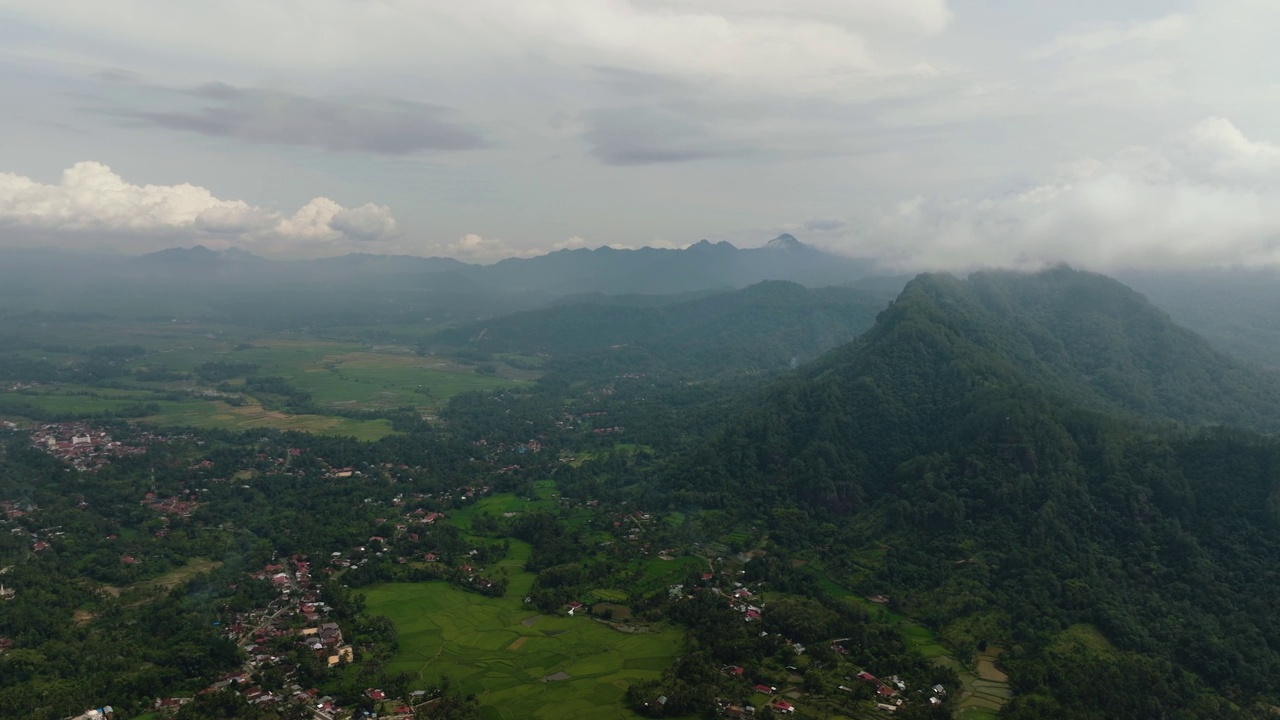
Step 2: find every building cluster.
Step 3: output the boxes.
[140,491,201,518]
[29,422,166,471]
[149,554,361,717]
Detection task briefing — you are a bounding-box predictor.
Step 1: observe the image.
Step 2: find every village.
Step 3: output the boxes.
[3,417,963,720]
[29,421,172,472]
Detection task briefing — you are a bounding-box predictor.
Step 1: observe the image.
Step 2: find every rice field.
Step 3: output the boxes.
[363,579,682,720]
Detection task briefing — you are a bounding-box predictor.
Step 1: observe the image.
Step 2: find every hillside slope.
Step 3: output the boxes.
[660,267,1280,718]
[431,281,893,378]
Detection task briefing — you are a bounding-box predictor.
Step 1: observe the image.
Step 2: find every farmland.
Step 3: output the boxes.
[0,320,527,438]
[363,579,682,720]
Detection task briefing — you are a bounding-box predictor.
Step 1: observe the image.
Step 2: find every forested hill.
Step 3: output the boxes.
[657,266,1280,717]
[430,281,894,377]
[673,268,1280,508]
[853,267,1280,427]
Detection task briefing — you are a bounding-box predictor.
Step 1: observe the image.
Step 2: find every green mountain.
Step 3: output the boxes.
[662,267,1280,718]
[1120,267,1280,369]
[430,280,895,378]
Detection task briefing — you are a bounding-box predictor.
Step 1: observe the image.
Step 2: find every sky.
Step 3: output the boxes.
[1,0,1279,268]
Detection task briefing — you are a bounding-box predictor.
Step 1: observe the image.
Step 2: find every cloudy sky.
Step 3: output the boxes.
[2,0,1279,268]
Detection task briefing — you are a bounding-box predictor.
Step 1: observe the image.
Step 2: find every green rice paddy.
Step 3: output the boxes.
[363,579,683,720]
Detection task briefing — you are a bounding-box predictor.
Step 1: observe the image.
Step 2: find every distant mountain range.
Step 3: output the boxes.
[126,233,873,295]
[6,238,1280,373]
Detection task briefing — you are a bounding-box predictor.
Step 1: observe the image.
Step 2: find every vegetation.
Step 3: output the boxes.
[6,264,1280,719]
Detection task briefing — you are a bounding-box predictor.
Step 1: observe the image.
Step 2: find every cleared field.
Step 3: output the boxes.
[227,341,521,411]
[630,556,704,597]
[129,557,224,593]
[145,398,395,441]
[450,492,564,534]
[3,325,525,438]
[363,580,682,720]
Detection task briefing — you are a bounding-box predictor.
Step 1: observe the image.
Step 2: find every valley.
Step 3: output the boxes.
[3,259,1280,720]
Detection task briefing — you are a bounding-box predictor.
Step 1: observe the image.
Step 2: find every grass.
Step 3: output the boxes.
[363,579,682,720]
[630,556,704,597]
[145,398,395,441]
[129,557,224,592]
[102,557,226,600]
[2,323,526,440]
[225,341,521,412]
[451,493,559,533]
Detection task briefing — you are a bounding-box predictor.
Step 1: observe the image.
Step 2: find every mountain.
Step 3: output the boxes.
[449,235,872,294]
[660,267,1280,717]
[0,236,878,328]
[138,245,265,265]
[1119,267,1280,369]
[429,280,895,379]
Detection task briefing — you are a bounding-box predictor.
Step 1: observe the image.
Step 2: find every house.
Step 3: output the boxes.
[753,684,772,694]
[772,700,795,714]
[365,688,387,701]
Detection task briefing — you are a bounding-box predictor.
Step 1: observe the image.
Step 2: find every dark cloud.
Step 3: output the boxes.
[113,83,485,155]
[581,107,741,166]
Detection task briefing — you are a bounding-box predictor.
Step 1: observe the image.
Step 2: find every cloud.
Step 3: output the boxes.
[848,118,1280,271]
[330,203,399,241]
[433,233,542,264]
[0,161,399,252]
[7,1,947,96]
[1030,13,1190,60]
[803,218,847,233]
[580,106,743,165]
[113,83,484,155]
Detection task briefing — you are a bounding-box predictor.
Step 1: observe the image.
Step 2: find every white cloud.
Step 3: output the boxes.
[0,161,245,231]
[330,203,398,242]
[1030,13,1190,60]
[434,233,542,264]
[0,162,398,252]
[851,118,1280,271]
[3,0,946,97]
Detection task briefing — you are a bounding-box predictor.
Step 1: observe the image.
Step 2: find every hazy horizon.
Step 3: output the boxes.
[2,1,1279,270]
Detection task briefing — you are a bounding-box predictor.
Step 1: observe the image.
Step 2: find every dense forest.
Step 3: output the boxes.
[642,268,1280,717]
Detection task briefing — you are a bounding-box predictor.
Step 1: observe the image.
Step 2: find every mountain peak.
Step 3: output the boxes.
[765,233,804,250]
